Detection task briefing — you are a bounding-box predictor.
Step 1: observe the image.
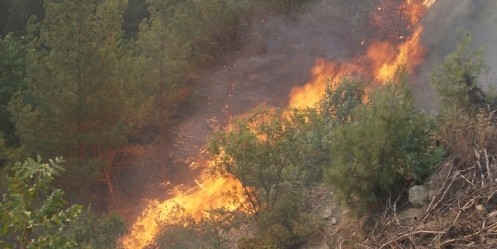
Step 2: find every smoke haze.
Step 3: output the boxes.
[417,0,497,110]
[132,0,497,202]
[152,0,377,192]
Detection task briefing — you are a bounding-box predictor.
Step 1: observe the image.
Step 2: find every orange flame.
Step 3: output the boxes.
[367,26,425,82]
[120,175,244,249]
[289,0,434,109]
[120,0,437,247]
[288,60,363,108]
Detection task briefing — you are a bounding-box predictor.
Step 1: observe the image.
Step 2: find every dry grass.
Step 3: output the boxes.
[360,110,497,248]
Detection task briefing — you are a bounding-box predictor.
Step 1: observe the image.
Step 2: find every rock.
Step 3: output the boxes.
[321,207,332,220]
[488,211,497,218]
[409,185,428,206]
[476,204,487,214]
[331,217,337,225]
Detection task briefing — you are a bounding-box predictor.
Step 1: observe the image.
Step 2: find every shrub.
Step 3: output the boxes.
[209,107,329,214]
[239,194,320,249]
[329,82,444,211]
[66,208,127,249]
[431,34,494,113]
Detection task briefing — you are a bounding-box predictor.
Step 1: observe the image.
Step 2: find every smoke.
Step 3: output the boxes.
[416,0,497,110]
[136,0,497,201]
[128,0,379,201]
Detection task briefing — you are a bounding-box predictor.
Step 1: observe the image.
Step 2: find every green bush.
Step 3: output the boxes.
[157,209,241,249]
[239,194,319,249]
[431,34,493,113]
[328,82,444,211]
[66,208,127,249]
[0,156,82,249]
[209,107,329,214]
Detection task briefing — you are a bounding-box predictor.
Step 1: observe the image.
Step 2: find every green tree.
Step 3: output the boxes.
[137,0,194,176]
[209,107,328,211]
[319,77,366,125]
[156,207,237,249]
[10,0,140,203]
[209,108,296,213]
[138,0,246,176]
[329,82,443,211]
[0,33,26,166]
[431,34,491,113]
[66,208,126,249]
[249,0,311,15]
[0,156,82,249]
[184,0,246,55]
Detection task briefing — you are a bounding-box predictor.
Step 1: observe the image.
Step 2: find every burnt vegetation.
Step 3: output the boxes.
[1,0,497,248]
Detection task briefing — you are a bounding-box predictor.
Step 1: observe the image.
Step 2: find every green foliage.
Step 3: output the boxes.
[156,207,237,249]
[209,108,324,248]
[329,82,443,211]
[319,77,366,125]
[209,107,328,213]
[249,0,311,15]
[141,0,246,69]
[248,195,319,249]
[66,208,126,249]
[0,156,82,249]
[431,34,492,113]
[0,33,26,153]
[18,0,137,157]
[0,135,6,167]
[8,0,143,201]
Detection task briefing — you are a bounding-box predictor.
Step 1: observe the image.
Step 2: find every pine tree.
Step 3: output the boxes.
[0,33,26,161]
[137,0,193,177]
[10,0,139,204]
[431,34,490,113]
[329,82,443,211]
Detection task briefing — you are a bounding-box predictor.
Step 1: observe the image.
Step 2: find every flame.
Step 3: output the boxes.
[423,0,436,8]
[120,175,244,249]
[367,26,425,82]
[288,60,363,108]
[120,0,438,247]
[289,0,434,108]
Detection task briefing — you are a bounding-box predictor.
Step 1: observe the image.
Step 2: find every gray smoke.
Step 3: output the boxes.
[141,0,497,200]
[417,0,497,110]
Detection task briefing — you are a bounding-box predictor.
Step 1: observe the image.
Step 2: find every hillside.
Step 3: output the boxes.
[1,0,497,248]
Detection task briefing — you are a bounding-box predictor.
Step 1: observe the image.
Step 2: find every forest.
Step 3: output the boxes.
[1,0,497,248]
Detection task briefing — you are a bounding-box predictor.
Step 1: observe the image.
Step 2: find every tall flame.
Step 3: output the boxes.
[120,0,437,248]
[367,26,425,82]
[289,0,433,109]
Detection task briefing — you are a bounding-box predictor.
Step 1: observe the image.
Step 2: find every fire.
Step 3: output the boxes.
[120,0,438,247]
[288,60,362,108]
[120,175,244,249]
[367,26,425,82]
[423,0,437,8]
[289,0,434,109]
